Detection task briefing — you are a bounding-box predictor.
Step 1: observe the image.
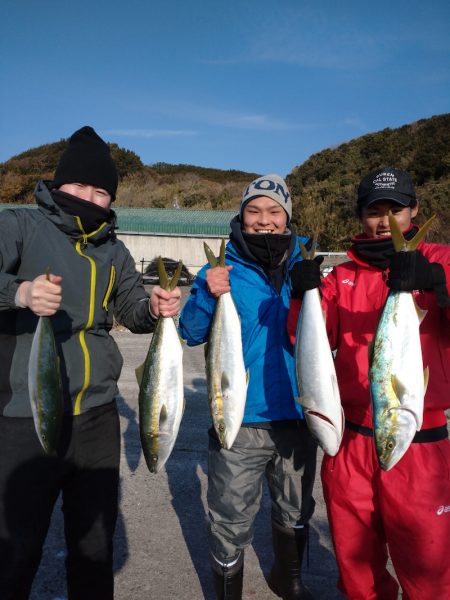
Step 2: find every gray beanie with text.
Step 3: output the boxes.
[240,174,292,222]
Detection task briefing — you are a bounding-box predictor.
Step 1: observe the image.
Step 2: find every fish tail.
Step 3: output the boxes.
[389,213,436,252]
[218,239,226,267]
[157,257,169,289]
[298,232,319,260]
[157,257,183,290]
[204,242,218,267]
[168,261,183,290]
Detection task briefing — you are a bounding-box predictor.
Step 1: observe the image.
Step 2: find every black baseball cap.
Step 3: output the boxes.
[357,167,416,209]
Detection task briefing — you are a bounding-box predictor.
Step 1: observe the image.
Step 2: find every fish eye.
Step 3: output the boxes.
[219,423,225,431]
[387,440,395,450]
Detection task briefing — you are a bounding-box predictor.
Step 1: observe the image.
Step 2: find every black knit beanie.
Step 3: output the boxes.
[53,126,118,200]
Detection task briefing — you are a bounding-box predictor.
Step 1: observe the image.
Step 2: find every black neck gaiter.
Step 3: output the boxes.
[353,226,418,269]
[241,232,292,271]
[52,190,112,233]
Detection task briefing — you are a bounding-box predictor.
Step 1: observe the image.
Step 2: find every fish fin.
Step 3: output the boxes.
[423,366,429,394]
[204,242,218,267]
[412,297,428,324]
[160,404,168,423]
[218,239,226,267]
[298,232,319,261]
[389,213,436,252]
[405,215,436,251]
[386,404,420,431]
[368,338,375,364]
[297,394,315,410]
[340,406,345,436]
[298,239,309,260]
[158,257,169,290]
[331,372,341,399]
[388,213,408,252]
[391,373,409,403]
[135,362,145,386]
[221,372,231,394]
[168,260,183,290]
[390,376,423,429]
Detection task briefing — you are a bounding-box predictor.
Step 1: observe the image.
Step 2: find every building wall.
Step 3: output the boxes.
[117,233,227,275]
[117,232,348,276]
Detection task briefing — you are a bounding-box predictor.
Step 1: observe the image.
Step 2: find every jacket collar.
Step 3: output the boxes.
[34,180,116,243]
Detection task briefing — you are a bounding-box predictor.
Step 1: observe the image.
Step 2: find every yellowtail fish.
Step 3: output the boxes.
[28,272,64,454]
[369,215,434,471]
[295,236,344,456]
[204,239,248,450]
[136,258,184,473]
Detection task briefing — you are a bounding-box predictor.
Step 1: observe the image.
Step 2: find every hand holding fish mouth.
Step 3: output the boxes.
[149,286,181,318]
[17,273,62,316]
[206,265,233,298]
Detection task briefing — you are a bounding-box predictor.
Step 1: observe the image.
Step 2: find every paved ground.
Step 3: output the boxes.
[30,287,349,600]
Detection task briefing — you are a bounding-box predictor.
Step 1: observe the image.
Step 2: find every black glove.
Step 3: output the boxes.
[290,256,324,299]
[387,251,450,306]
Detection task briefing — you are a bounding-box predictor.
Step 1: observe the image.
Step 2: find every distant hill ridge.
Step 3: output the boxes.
[1,113,448,249]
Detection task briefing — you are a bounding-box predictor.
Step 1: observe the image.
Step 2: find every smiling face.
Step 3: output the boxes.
[59,183,112,209]
[361,200,418,239]
[242,196,288,234]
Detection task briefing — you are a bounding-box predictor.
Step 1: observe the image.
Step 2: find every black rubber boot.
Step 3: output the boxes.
[267,521,315,600]
[210,551,244,600]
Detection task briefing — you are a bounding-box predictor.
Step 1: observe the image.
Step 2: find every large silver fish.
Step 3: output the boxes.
[28,282,64,454]
[136,259,184,473]
[204,240,248,450]
[295,238,344,456]
[369,215,433,471]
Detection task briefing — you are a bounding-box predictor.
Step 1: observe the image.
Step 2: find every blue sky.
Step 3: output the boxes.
[1,0,449,176]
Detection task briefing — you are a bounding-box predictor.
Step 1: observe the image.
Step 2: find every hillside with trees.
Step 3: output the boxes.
[287,113,450,248]
[1,113,449,249]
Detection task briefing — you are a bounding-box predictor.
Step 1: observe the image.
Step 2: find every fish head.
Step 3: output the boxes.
[376,431,401,471]
[375,407,418,471]
[305,408,344,457]
[215,418,227,448]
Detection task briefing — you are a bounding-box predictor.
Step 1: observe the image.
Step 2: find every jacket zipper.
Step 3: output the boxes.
[73,218,107,415]
[102,264,116,311]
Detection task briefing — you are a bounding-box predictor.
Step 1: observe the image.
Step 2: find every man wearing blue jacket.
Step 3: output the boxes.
[179,174,317,600]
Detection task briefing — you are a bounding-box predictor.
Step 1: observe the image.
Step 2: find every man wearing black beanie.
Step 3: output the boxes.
[0,126,181,600]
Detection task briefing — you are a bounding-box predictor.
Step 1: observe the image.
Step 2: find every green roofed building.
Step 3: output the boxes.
[114,207,236,237]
